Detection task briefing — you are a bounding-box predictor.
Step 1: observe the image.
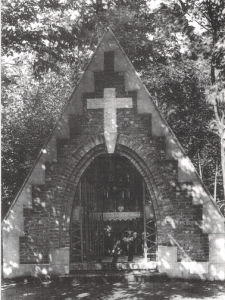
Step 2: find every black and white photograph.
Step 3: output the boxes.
[2,0,225,299]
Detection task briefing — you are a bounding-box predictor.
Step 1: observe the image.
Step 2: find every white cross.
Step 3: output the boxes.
[87,88,133,153]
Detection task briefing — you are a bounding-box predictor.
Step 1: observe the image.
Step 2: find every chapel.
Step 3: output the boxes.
[2,28,225,280]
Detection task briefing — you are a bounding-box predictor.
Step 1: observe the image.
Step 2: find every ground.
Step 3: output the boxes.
[2,277,225,300]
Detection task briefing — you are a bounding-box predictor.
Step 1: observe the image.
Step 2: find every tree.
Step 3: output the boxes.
[171,0,225,199]
[1,58,76,217]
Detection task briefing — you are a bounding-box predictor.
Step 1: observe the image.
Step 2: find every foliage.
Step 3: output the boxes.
[170,0,225,206]
[2,56,76,216]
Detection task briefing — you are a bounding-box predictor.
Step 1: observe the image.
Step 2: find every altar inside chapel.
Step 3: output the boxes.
[70,154,156,265]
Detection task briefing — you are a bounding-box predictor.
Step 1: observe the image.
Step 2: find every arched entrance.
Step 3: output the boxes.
[70,153,157,266]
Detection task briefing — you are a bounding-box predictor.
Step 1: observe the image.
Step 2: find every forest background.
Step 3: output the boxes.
[2,0,225,218]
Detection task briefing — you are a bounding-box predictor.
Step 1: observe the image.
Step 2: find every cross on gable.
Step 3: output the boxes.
[87,88,132,153]
[85,51,136,154]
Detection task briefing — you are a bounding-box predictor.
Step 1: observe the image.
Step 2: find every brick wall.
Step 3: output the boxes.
[19,51,209,264]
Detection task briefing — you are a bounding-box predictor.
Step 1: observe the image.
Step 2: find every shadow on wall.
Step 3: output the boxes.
[2,188,225,280]
[2,113,225,280]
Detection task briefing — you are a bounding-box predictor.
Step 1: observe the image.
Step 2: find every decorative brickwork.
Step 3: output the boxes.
[17,43,211,267]
[82,51,141,145]
[20,208,50,264]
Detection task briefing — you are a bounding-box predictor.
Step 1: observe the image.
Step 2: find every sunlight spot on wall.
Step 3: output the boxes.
[9,261,19,268]
[160,258,170,269]
[180,183,192,191]
[188,261,208,275]
[217,270,225,280]
[3,220,13,231]
[168,235,191,261]
[192,184,207,200]
[214,238,225,259]
[179,157,195,174]
[3,264,12,276]
[162,216,176,228]
[34,197,41,204]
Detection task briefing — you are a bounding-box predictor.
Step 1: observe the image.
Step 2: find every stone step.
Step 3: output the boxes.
[59,270,167,284]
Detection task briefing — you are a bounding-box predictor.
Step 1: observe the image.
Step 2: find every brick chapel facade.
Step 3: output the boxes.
[2,29,225,280]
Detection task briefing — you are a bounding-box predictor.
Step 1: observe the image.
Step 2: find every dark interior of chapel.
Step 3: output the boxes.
[84,154,143,213]
[71,154,155,262]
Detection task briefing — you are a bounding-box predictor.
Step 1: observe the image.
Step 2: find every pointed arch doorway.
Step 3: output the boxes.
[70,154,157,267]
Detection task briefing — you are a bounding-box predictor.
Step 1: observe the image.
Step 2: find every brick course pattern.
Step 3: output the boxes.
[19,51,209,264]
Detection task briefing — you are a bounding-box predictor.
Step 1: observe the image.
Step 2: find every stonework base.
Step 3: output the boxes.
[3,245,225,280]
[157,245,225,280]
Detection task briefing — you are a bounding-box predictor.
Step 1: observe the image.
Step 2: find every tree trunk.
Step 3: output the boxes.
[221,132,225,200]
[198,151,202,179]
[214,161,218,202]
[211,46,225,199]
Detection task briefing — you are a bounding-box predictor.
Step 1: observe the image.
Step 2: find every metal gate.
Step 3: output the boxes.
[142,181,157,261]
[70,178,157,263]
[70,179,104,263]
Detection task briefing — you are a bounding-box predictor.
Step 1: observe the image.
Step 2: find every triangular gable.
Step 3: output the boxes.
[3,27,225,282]
[3,27,223,232]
